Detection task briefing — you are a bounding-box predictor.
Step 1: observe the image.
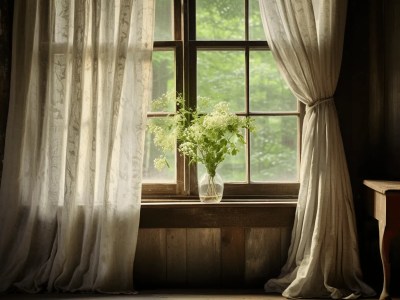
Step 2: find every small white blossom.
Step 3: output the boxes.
[148,94,255,173]
[154,156,168,171]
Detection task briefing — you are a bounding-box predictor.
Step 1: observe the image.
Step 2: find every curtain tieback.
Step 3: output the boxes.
[307,97,334,111]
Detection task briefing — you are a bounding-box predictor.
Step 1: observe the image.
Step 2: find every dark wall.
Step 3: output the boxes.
[380,0,400,294]
[336,0,372,206]
[338,0,400,294]
[337,6,380,289]
[339,0,400,205]
[0,0,13,184]
[335,0,379,289]
[383,0,400,180]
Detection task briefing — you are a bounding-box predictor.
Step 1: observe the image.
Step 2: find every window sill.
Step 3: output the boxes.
[139,200,297,228]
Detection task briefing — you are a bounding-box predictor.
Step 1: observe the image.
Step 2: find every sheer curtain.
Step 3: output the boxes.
[259,0,375,298]
[0,0,154,293]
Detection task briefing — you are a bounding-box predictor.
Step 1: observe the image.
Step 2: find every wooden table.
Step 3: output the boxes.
[364,180,400,300]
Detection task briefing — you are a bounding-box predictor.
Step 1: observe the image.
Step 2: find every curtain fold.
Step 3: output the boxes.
[259,0,375,298]
[0,0,154,293]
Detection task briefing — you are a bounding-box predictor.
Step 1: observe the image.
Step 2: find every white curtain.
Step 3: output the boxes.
[259,1,375,298]
[0,0,154,293]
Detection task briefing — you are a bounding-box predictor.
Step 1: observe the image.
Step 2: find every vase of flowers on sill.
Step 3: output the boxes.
[197,171,224,203]
[148,93,254,203]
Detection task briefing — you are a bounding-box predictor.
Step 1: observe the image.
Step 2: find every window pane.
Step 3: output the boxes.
[249,0,266,41]
[154,0,174,41]
[249,51,296,112]
[142,117,176,183]
[197,51,245,112]
[196,0,245,40]
[250,116,297,181]
[150,50,176,112]
[219,137,246,182]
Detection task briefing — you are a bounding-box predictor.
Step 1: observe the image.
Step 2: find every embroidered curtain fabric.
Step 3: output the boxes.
[259,0,375,298]
[0,0,154,293]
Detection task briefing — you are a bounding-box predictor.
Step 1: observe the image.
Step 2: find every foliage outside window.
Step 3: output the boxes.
[142,0,301,199]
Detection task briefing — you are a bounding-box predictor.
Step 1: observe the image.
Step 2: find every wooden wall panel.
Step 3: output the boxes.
[244,228,282,287]
[186,228,221,287]
[134,228,167,288]
[384,0,400,180]
[134,211,294,288]
[367,0,385,179]
[140,203,296,228]
[280,227,292,264]
[166,228,187,286]
[220,227,245,287]
[383,0,400,292]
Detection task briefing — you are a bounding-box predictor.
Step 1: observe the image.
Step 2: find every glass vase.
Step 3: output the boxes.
[198,172,224,203]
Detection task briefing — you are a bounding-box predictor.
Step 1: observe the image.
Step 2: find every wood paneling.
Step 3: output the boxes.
[134,203,295,288]
[368,0,385,176]
[166,228,187,286]
[280,227,291,264]
[220,228,245,287]
[362,0,400,292]
[139,202,296,228]
[382,0,400,292]
[186,228,221,287]
[244,228,282,286]
[134,225,293,288]
[134,229,167,288]
[384,0,400,180]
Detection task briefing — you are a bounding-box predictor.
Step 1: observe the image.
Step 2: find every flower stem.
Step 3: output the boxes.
[207,175,217,197]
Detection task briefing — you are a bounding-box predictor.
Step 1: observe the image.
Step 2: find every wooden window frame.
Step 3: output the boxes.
[142,0,302,200]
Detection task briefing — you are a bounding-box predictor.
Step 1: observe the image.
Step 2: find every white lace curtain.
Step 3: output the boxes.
[0,0,154,293]
[259,0,375,298]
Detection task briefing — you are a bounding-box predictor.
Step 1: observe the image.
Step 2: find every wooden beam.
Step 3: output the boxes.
[139,202,296,228]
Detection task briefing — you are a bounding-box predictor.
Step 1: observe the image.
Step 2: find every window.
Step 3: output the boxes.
[142,0,301,199]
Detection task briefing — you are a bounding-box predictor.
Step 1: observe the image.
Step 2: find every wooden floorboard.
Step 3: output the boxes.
[0,289,391,300]
[0,290,277,299]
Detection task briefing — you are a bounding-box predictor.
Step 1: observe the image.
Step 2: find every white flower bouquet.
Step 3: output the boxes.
[148,93,254,201]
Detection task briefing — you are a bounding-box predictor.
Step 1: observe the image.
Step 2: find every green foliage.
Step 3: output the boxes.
[197,51,245,112]
[196,0,267,41]
[250,117,297,181]
[148,93,255,177]
[196,0,244,40]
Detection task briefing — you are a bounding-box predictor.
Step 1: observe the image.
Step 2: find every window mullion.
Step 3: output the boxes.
[245,0,249,41]
[245,0,250,184]
[245,46,251,184]
[185,0,198,196]
[174,0,182,41]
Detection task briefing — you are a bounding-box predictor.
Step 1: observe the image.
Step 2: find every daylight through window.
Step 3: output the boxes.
[142,0,301,199]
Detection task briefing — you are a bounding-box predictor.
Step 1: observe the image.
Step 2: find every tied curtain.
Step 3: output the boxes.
[259,0,375,298]
[0,0,154,293]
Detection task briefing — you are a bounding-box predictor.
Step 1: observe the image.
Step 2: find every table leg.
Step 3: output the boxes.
[378,221,395,300]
